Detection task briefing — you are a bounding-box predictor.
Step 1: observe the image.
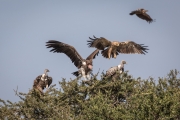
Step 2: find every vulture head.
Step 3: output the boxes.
[121,60,127,65]
[44,69,50,73]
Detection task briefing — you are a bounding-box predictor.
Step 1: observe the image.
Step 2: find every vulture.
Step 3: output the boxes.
[33,69,53,94]
[87,36,149,59]
[46,40,99,81]
[105,60,127,77]
[129,8,155,23]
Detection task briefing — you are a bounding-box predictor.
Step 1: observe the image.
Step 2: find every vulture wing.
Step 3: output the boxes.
[86,49,99,60]
[33,75,41,88]
[106,66,118,76]
[47,76,53,87]
[117,41,149,54]
[87,36,111,50]
[129,10,141,15]
[136,13,154,23]
[46,40,84,68]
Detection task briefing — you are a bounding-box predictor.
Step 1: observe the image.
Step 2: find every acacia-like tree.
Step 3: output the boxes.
[0,70,180,120]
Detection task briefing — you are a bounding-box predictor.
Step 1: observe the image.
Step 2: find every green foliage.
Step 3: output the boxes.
[0,70,180,120]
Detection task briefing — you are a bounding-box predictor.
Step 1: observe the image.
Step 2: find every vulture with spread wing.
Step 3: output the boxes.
[33,69,52,94]
[87,36,149,59]
[46,40,99,81]
[129,8,155,23]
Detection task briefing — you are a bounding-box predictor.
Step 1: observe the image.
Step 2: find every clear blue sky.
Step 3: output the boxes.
[0,1,180,102]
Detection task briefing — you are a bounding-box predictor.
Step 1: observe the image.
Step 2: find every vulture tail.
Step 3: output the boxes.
[72,71,79,77]
[101,49,109,58]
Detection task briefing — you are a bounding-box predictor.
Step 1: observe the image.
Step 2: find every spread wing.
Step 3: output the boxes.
[87,36,111,50]
[117,41,149,54]
[86,49,99,60]
[46,40,84,68]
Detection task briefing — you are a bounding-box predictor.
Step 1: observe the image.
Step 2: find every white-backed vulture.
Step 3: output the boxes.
[46,40,99,81]
[105,60,127,77]
[33,69,52,94]
[87,36,149,59]
[129,8,155,23]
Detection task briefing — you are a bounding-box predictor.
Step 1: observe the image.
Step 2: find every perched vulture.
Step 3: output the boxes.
[33,69,52,93]
[87,36,149,59]
[105,60,127,77]
[46,40,99,81]
[129,8,154,23]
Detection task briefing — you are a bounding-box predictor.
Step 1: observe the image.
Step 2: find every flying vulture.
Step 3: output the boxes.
[105,60,127,78]
[33,69,53,94]
[46,40,99,81]
[87,36,149,59]
[129,8,155,23]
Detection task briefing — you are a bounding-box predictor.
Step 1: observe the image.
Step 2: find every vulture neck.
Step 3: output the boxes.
[41,71,48,81]
[118,62,124,69]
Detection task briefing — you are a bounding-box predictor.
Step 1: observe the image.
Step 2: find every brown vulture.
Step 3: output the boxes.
[46,40,99,81]
[33,69,52,94]
[87,36,149,59]
[129,8,155,23]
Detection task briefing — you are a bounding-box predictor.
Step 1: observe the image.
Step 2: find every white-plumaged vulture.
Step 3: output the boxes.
[33,69,52,94]
[129,8,155,23]
[105,60,127,77]
[46,40,99,81]
[87,36,149,59]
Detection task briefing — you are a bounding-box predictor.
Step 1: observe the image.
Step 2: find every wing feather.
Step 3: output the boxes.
[86,49,99,60]
[87,36,111,50]
[46,40,84,68]
[136,13,153,23]
[118,41,149,54]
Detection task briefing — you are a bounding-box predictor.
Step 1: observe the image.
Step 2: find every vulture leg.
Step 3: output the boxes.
[46,84,48,89]
[113,52,117,59]
[108,47,112,59]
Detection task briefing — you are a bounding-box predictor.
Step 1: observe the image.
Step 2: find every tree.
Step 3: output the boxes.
[0,70,180,120]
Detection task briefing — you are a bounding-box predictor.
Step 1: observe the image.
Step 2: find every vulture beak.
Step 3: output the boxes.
[46,84,48,89]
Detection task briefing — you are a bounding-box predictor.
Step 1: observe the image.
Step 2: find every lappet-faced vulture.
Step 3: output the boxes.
[87,36,149,59]
[33,69,52,94]
[46,40,99,81]
[129,8,155,23]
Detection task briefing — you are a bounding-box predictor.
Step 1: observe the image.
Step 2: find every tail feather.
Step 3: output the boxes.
[72,71,79,77]
[101,48,109,58]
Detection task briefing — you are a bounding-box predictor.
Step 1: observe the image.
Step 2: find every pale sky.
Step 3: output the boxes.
[0,0,180,102]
